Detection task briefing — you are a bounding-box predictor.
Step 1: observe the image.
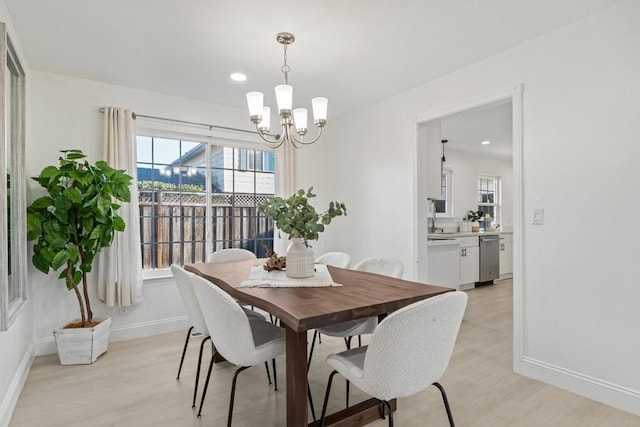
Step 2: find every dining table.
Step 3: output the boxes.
[185,259,453,427]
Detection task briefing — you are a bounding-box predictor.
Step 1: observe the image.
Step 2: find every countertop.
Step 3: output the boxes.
[427,230,512,246]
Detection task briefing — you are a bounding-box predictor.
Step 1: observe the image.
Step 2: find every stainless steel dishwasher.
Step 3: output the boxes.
[477,234,500,285]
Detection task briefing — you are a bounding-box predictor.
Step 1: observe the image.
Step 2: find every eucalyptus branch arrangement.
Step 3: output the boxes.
[259,187,347,245]
[26,150,133,327]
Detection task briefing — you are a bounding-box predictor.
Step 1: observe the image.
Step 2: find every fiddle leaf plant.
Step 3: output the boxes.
[259,187,347,245]
[26,150,133,327]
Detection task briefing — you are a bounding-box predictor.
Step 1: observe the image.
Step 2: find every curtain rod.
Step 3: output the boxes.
[98,107,259,135]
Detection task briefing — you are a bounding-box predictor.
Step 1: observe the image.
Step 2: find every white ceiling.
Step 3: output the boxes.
[6,0,624,117]
[441,99,513,159]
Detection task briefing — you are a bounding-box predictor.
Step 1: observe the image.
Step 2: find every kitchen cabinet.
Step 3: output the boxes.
[426,239,460,290]
[418,120,444,200]
[499,233,513,278]
[458,237,479,289]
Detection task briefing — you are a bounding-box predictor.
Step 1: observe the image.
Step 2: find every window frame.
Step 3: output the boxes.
[434,167,453,218]
[0,24,27,331]
[477,174,501,224]
[135,130,276,277]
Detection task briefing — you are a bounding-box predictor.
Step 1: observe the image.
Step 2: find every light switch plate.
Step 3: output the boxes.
[533,208,544,225]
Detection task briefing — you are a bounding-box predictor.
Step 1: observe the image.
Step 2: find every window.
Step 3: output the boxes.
[477,175,500,222]
[1,26,27,331]
[237,148,275,172]
[434,168,453,216]
[136,135,275,270]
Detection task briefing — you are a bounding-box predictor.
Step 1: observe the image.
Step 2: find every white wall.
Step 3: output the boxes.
[299,0,640,415]
[27,71,254,354]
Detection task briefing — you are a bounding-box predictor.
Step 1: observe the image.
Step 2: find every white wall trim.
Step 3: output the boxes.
[32,315,190,356]
[522,356,640,417]
[0,345,33,427]
[415,87,515,124]
[511,84,524,374]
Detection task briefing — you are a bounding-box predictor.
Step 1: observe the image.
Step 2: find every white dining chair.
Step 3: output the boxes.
[353,256,404,278]
[319,291,468,427]
[315,251,351,269]
[308,257,405,408]
[211,247,270,318]
[211,248,257,263]
[171,265,271,411]
[190,274,286,424]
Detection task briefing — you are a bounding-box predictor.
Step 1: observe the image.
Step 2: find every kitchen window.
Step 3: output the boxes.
[477,175,500,223]
[434,168,453,216]
[136,135,275,270]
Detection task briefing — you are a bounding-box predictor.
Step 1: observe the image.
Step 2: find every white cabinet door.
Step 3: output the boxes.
[460,245,479,285]
[499,234,513,277]
[419,120,444,200]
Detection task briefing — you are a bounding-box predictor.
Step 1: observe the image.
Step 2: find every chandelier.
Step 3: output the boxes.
[246,32,328,148]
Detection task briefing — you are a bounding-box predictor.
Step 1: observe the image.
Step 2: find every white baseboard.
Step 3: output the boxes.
[33,315,190,356]
[521,356,640,417]
[0,345,34,427]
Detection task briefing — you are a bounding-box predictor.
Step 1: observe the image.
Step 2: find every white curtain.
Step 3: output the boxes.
[97,107,144,307]
[274,141,296,254]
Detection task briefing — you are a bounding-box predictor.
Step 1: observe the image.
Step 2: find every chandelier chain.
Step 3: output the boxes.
[281,43,290,84]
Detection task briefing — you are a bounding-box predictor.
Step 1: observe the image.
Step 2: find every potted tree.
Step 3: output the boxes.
[259,187,347,278]
[26,149,133,365]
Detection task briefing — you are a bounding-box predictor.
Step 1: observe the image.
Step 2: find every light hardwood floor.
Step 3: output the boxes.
[10,279,640,426]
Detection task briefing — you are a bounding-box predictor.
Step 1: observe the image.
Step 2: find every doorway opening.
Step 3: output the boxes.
[413,85,524,373]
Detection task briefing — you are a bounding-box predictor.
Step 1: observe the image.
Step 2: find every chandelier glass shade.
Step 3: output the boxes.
[246,32,327,148]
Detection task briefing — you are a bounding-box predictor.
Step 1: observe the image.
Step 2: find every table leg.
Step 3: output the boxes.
[286,326,308,426]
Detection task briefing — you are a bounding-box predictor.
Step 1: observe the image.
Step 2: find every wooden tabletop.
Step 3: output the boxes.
[185,259,453,333]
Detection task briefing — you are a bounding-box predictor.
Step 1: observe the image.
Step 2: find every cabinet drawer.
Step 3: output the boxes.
[457,236,478,247]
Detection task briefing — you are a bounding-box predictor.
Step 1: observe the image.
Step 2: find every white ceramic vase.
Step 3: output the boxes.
[286,237,315,278]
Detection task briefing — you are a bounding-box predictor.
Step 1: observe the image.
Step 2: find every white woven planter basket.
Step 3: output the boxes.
[53,317,111,365]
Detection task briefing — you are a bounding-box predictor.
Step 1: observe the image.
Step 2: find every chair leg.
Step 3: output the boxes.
[264,361,272,385]
[319,370,339,427]
[197,348,218,417]
[272,358,278,391]
[345,337,352,408]
[358,334,362,347]
[318,333,322,343]
[306,331,319,421]
[433,382,455,427]
[308,330,318,369]
[227,366,250,427]
[193,336,211,408]
[308,384,317,422]
[382,400,394,427]
[176,326,194,379]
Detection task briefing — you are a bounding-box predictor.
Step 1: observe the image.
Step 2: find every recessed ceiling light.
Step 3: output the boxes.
[230,73,247,82]
[481,140,491,145]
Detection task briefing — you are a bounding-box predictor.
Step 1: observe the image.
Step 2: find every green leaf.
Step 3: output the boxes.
[63,187,83,204]
[51,249,70,270]
[26,213,42,240]
[89,225,104,240]
[32,253,50,274]
[29,196,54,209]
[65,152,86,160]
[40,166,61,179]
[112,215,125,232]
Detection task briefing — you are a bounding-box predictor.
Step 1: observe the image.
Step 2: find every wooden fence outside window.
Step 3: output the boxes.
[139,190,274,269]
